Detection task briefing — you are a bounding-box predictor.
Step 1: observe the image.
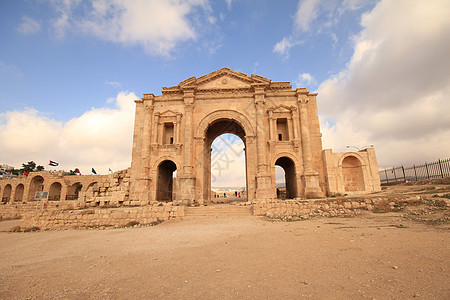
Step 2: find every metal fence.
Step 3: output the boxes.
[379,158,450,184]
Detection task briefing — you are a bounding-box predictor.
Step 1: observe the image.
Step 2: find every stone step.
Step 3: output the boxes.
[184,205,253,218]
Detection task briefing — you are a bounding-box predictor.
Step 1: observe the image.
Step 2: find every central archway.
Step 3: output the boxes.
[203,118,247,203]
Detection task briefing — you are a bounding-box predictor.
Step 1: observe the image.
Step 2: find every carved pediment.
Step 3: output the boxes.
[156,110,182,121]
[197,74,251,90]
[267,105,297,114]
[169,67,271,91]
[159,110,178,117]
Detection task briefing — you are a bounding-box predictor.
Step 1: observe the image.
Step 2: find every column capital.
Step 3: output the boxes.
[244,135,256,143]
[296,88,310,105]
[144,104,154,114]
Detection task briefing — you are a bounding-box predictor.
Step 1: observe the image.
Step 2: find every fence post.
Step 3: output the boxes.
[393,167,397,181]
[425,162,430,180]
[402,165,406,181]
[438,159,444,178]
[413,164,418,181]
[385,169,389,183]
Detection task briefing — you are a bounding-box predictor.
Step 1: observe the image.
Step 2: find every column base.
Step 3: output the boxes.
[302,172,324,199]
[255,173,272,199]
[177,174,196,205]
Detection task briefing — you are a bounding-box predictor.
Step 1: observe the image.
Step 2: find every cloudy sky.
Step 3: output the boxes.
[1,0,449,186]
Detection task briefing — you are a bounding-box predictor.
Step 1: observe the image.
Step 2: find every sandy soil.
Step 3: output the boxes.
[0,209,449,299]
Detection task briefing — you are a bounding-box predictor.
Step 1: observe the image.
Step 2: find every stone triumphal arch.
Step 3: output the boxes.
[129,68,381,205]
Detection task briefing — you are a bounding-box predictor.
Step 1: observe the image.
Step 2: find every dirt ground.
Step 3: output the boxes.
[0,183,449,299]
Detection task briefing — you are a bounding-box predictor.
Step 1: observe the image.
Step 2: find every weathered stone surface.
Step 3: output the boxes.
[129,68,381,205]
[0,68,382,227]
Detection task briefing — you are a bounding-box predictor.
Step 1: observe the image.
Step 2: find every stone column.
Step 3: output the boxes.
[287,117,294,141]
[253,84,272,199]
[143,97,154,176]
[245,135,257,202]
[178,88,196,204]
[176,113,181,143]
[268,111,274,140]
[183,89,194,173]
[299,98,313,172]
[172,121,177,144]
[271,117,277,141]
[292,108,300,140]
[297,88,323,198]
[153,114,159,144]
[158,122,163,145]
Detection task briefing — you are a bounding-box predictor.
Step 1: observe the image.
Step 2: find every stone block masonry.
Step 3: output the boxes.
[21,204,185,230]
[252,196,425,220]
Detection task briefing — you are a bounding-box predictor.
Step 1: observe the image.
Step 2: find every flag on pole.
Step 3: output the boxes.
[24,171,29,176]
[109,168,113,174]
[92,168,97,175]
[74,168,81,175]
[49,160,59,166]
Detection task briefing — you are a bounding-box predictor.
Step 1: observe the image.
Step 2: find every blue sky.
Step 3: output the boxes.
[1,0,449,184]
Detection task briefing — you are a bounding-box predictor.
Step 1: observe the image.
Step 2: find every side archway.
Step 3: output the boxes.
[275,156,298,199]
[15,184,24,202]
[28,175,44,201]
[341,155,365,192]
[156,160,177,202]
[49,182,62,201]
[2,184,12,203]
[66,182,82,200]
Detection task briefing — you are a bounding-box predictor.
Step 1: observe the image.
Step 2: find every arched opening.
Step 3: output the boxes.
[342,156,365,191]
[15,184,24,202]
[204,119,247,203]
[48,182,62,201]
[2,184,12,203]
[275,157,297,199]
[210,133,246,201]
[157,160,177,202]
[66,182,82,200]
[28,176,44,201]
[275,165,287,199]
[86,182,99,194]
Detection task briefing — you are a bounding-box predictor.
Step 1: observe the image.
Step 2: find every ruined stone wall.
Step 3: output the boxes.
[0,169,133,219]
[0,201,82,220]
[252,197,418,220]
[21,204,184,230]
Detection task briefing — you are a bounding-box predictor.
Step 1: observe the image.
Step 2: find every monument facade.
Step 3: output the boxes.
[129,68,381,205]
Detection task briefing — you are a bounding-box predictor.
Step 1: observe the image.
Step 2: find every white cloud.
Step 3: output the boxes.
[318,0,450,168]
[50,0,212,56]
[273,36,301,59]
[16,16,41,35]
[0,92,136,174]
[295,72,317,88]
[274,0,372,59]
[294,0,321,32]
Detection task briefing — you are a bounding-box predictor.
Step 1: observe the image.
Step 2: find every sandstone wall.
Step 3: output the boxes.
[252,196,422,220]
[0,201,82,220]
[21,204,184,230]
